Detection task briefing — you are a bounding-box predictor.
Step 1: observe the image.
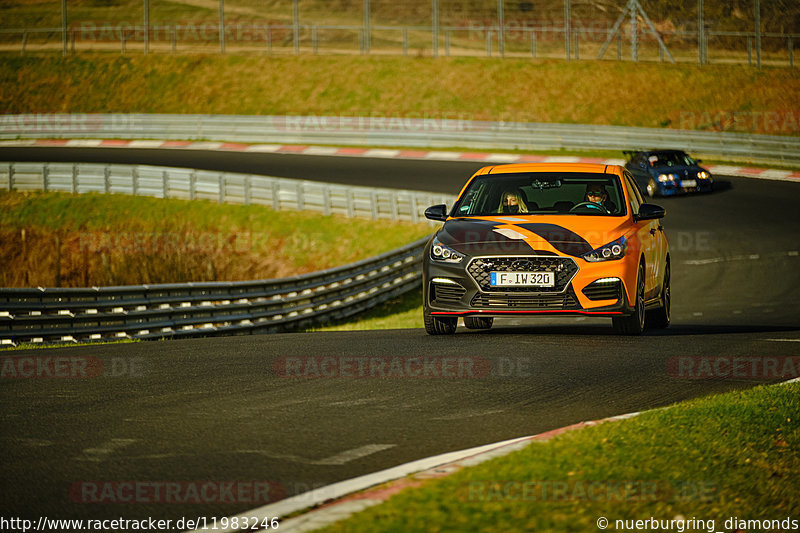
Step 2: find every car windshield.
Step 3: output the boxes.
[452,172,626,217]
[647,152,695,167]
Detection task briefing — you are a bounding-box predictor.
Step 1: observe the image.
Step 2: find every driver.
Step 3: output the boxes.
[498,190,529,214]
[584,184,617,213]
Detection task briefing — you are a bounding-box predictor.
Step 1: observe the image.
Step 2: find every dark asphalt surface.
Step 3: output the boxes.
[1,148,799,527]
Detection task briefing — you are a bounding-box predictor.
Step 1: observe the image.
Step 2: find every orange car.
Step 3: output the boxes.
[422,163,670,335]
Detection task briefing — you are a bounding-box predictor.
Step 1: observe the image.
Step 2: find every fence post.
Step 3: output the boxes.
[432,0,439,58]
[162,170,169,198]
[754,0,761,69]
[72,163,78,194]
[445,31,450,56]
[564,0,571,60]
[574,30,579,60]
[497,0,505,57]
[531,31,537,58]
[121,28,127,54]
[486,30,492,57]
[104,165,111,193]
[293,0,299,55]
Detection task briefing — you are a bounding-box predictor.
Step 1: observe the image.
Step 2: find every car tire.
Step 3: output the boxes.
[464,316,493,330]
[613,263,646,336]
[646,181,657,198]
[424,312,457,335]
[647,262,671,329]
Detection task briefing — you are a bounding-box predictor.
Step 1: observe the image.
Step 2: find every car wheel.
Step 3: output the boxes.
[647,262,670,329]
[613,263,646,336]
[464,316,493,330]
[646,181,657,198]
[424,312,457,335]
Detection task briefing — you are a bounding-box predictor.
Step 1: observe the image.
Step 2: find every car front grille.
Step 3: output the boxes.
[467,256,578,293]
[470,286,580,309]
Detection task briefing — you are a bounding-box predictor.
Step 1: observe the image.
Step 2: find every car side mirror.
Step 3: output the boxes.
[424,204,448,222]
[636,203,665,221]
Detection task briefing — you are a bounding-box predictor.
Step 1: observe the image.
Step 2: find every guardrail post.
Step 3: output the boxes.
[244,175,251,205]
[370,190,378,219]
[132,167,139,195]
[43,163,49,192]
[104,166,111,193]
[190,171,196,200]
[346,189,354,217]
[271,179,280,210]
[390,191,398,220]
[219,174,226,203]
[296,182,304,210]
[162,170,169,198]
[8,163,14,191]
[71,163,78,194]
[322,184,330,215]
[410,194,418,223]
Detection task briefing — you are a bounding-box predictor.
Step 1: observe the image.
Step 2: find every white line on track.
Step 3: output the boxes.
[234,444,396,466]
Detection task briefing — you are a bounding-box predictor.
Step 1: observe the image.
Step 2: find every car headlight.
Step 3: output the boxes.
[697,171,710,180]
[583,236,628,262]
[430,236,465,263]
[657,173,677,183]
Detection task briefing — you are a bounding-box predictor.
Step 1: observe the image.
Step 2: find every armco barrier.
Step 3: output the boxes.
[1,114,799,166]
[0,237,428,345]
[0,162,453,345]
[0,162,454,222]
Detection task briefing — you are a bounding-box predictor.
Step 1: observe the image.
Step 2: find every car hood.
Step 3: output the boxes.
[437,216,629,257]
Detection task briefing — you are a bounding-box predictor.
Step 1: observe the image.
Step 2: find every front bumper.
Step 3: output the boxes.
[657,178,714,196]
[423,251,638,319]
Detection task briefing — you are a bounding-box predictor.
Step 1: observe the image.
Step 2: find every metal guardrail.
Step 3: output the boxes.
[0,237,428,345]
[0,162,452,345]
[0,162,454,223]
[2,114,798,166]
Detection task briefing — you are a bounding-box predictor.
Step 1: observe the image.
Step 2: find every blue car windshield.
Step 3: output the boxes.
[452,172,626,217]
[648,152,696,167]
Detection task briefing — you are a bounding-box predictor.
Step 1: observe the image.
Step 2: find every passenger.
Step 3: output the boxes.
[498,190,528,214]
[584,184,617,213]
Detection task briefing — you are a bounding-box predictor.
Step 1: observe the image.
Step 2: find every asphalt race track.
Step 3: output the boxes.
[1,148,799,526]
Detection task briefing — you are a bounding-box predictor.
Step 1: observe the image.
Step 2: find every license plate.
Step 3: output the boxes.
[490,271,554,287]
[681,180,697,187]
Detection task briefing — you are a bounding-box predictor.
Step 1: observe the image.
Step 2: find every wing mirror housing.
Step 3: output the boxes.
[635,203,666,221]
[424,204,448,222]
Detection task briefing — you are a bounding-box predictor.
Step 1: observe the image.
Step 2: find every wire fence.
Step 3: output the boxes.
[1,0,797,67]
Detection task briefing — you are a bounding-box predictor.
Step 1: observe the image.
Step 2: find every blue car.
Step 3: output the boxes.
[624,150,714,198]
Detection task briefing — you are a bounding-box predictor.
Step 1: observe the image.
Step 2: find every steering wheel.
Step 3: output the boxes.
[569,201,610,214]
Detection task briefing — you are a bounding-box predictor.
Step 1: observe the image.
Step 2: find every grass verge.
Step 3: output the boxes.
[2,54,799,136]
[0,190,433,287]
[321,381,800,532]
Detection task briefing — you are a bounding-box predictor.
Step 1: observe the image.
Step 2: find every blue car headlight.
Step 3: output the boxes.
[697,171,711,180]
[583,236,628,262]
[657,173,677,183]
[430,236,465,263]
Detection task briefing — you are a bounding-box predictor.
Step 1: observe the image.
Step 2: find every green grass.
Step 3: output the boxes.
[312,288,424,331]
[2,54,799,136]
[0,190,434,287]
[321,382,800,532]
